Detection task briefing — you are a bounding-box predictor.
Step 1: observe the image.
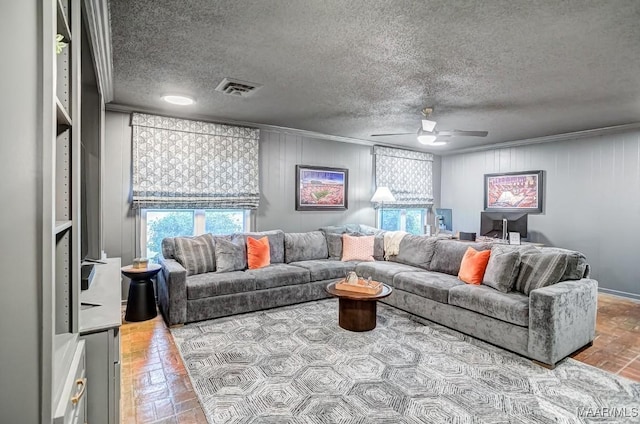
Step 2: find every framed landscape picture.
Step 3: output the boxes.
[484,170,543,213]
[295,165,348,211]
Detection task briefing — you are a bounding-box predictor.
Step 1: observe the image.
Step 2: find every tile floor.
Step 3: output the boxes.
[120,293,640,423]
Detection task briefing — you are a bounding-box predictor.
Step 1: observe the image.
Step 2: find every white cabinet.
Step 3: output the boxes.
[53,340,87,424]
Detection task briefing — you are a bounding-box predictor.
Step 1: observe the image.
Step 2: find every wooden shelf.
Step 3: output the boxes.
[55,97,72,134]
[55,220,72,234]
[56,0,72,42]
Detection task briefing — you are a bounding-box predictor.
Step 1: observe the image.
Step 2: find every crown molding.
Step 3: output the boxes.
[105,102,405,149]
[84,0,114,102]
[441,122,640,156]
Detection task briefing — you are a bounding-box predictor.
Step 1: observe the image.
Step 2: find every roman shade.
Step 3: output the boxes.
[373,146,434,208]
[131,113,260,209]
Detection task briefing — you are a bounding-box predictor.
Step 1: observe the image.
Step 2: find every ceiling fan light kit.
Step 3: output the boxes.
[417,134,437,145]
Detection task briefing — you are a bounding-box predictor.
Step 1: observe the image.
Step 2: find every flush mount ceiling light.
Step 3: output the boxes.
[161,95,195,105]
[431,140,448,146]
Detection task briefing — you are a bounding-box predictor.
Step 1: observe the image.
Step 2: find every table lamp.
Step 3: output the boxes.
[371,187,396,228]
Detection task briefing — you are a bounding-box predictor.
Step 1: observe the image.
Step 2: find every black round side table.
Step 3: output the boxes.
[122,264,162,322]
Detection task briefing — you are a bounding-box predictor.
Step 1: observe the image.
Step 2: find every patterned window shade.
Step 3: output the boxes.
[131,113,260,209]
[373,146,434,208]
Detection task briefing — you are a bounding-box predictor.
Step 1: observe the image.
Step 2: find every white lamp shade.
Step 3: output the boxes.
[371,187,396,203]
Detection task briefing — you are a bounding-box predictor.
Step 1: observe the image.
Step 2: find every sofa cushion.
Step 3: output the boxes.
[319,224,361,234]
[247,236,270,269]
[214,237,247,272]
[449,285,530,327]
[389,235,438,270]
[342,234,375,261]
[430,240,491,275]
[241,230,285,264]
[285,231,328,263]
[161,237,176,259]
[393,271,464,304]
[173,234,216,276]
[186,271,256,300]
[289,259,359,282]
[355,261,424,284]
[482,245,522,292]
[515,251,569,295]
[245,264,310,290]
[326,233,343,260]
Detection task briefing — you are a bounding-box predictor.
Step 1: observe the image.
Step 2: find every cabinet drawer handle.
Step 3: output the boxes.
[71,378,86,405]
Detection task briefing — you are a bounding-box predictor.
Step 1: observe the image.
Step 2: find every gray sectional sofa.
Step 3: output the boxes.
[157,225,597,367]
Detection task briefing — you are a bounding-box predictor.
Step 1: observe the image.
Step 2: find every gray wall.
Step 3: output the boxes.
[441,130,640,299]
[257,130,375,232]
[0,2,45,422]
[104,112,136,297]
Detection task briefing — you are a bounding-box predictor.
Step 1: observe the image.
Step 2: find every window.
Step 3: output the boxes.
[141,209,250,260]
[379,208,426,235]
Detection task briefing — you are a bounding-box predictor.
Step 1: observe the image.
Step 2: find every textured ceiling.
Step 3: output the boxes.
[108,0,640,152]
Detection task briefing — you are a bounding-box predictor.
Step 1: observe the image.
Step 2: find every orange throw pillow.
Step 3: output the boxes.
[458,247,491,285]
[341,234,375,262]
[247,236,270,269]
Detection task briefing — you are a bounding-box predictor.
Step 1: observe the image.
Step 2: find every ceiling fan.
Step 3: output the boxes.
[371,107,488,146]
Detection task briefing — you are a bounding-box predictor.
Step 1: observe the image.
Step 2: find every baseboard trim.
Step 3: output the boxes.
[598,287,640,302]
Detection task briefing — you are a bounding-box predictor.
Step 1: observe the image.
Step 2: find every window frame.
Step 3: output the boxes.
[377,208,427,234]
[138,208,252,259]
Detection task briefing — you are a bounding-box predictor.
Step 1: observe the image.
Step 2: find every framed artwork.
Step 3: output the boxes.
[295,165,348,211]
[484,170,543,213]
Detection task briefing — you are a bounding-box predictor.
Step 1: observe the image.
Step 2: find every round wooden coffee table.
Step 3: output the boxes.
[325,281,392,332]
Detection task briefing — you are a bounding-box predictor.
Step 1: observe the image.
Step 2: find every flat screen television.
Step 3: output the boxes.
[480,212,528,238]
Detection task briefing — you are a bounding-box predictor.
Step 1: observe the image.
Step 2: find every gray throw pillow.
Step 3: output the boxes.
[515,251,569,295]
[215,237,247,272]
[425,239,490,274]
[173,234,216,276]
[539,247,589,280]
[482,246,521,292]
[326,233,343,260]
[388,235,438,270]
[285,231,328,263]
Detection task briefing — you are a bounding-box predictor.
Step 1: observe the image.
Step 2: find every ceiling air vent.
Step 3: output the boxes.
[215,78,262,97]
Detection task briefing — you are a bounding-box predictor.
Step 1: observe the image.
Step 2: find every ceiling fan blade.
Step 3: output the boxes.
[370,133,415,137]
[436,130,488,137]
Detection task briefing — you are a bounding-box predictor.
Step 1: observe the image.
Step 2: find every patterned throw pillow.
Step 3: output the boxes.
[173,234,216,276]
[341,234,375,262]
[515,251,569,295]
[215,237,247,273]
[482,245,522,292]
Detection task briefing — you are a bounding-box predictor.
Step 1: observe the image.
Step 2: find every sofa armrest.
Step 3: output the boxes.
[157,256,188,325]
[528,278,598,366]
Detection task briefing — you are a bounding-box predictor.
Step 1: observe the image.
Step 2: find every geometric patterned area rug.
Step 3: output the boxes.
[171,299,640,423]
